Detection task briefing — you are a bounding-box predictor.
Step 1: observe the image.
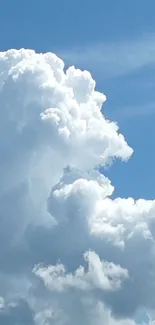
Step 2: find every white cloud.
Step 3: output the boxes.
[0,297,5,310]
[33,250,128,292]
[0,48,155,324]
[34,307,66,325]
[0,48,132,193]
[49,169,155,247]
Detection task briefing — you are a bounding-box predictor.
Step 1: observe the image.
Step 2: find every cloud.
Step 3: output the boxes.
[58,33,155,78]
[48,169,155,248]
[0,48,154,324]
[34,250,128,292]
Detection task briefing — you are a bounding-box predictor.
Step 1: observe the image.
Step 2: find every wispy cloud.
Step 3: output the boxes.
[119,101,155,119]
[57,33,155,78]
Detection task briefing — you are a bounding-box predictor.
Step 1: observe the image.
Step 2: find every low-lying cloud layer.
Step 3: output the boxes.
[0,49,154,324]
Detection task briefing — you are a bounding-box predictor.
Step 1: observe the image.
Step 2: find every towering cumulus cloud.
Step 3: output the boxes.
[0,49,154,324]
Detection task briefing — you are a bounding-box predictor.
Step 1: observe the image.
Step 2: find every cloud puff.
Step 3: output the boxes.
[0,48,154,324]
[34,250,128,292]
[48,168,155,248]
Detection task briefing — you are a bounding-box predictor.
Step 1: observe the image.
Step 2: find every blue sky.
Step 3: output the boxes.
[0,0,155,200]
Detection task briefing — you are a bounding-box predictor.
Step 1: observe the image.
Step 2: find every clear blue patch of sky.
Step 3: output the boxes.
[0,0,155,203]
[1,0,155,50]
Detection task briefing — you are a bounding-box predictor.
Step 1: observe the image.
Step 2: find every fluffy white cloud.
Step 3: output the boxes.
[0,48,154,324]
[49,169,155,248]
[34,250,128,292]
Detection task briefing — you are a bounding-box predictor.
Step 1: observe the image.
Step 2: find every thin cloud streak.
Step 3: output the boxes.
[58,34,155,78]
[116,101,155,120]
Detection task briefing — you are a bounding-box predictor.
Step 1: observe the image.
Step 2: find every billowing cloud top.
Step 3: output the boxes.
[0,49,154,325]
